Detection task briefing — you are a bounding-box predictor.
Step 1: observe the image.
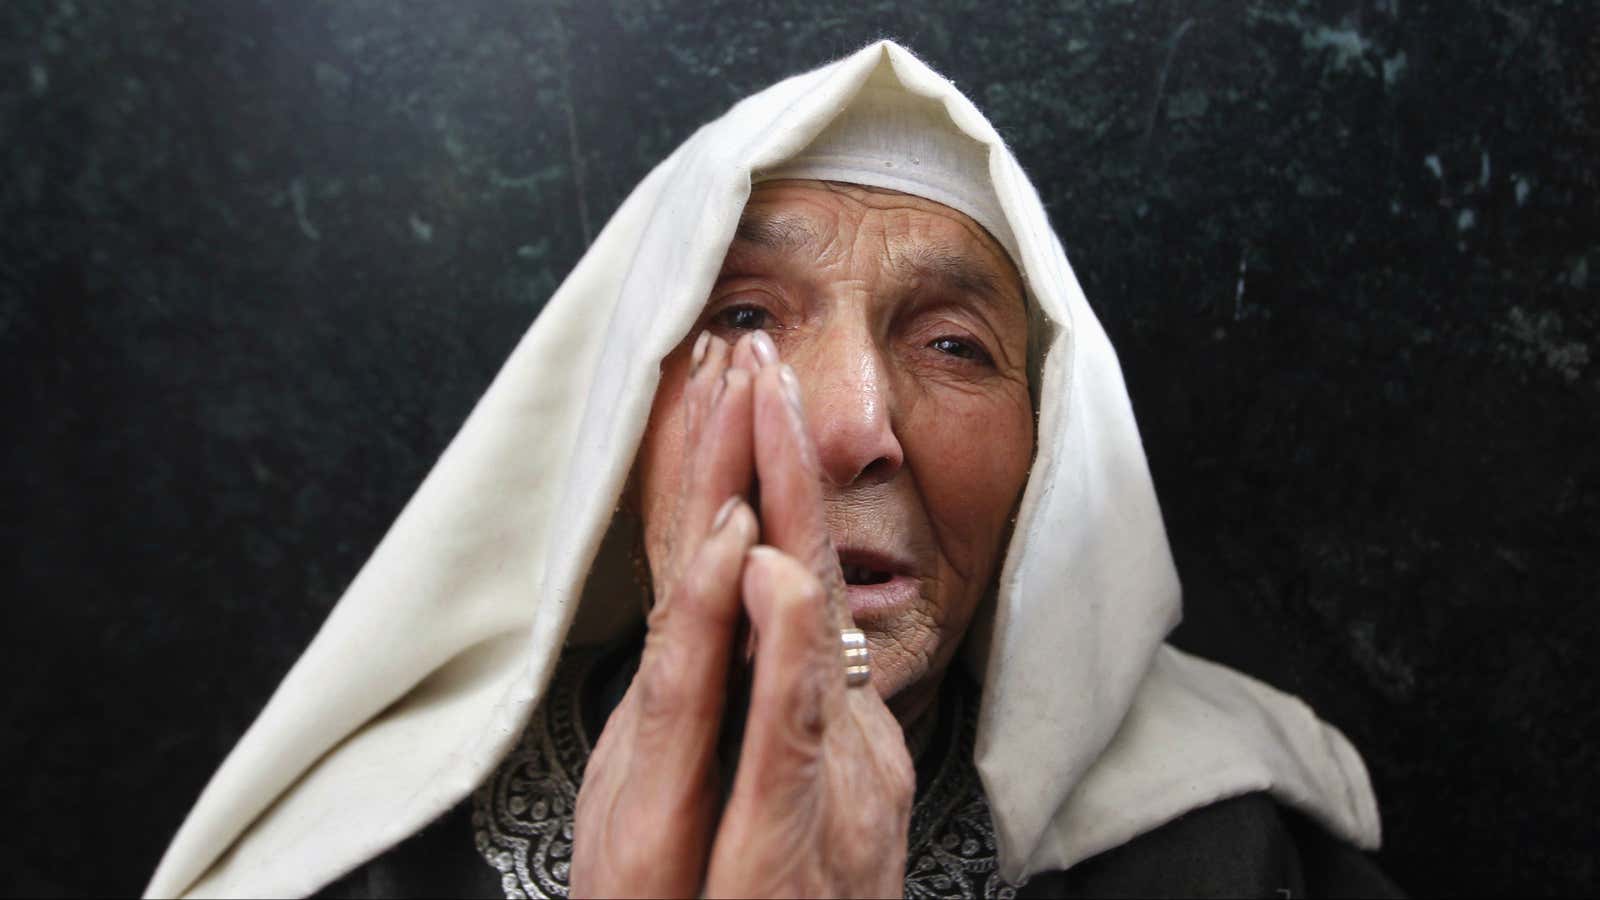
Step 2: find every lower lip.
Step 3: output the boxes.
[844,574,920,622]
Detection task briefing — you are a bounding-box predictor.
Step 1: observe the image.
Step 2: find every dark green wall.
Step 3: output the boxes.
[4,1,1595,895]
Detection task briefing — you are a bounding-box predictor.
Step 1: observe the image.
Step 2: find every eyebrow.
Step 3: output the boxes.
[733,210,820,255]
[900,242,1009,306]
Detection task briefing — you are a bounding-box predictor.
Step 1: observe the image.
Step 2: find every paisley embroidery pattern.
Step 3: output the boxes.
[904,683,1017,900]
[472,649,598,900]
[473,651,1014,899]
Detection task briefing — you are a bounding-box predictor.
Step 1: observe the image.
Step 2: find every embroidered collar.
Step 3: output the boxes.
[473,648,1016,899]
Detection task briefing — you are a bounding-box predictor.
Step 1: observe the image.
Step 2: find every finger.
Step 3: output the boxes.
[683,330,730,446]
[751,362,850,630]
[731,545,844,794]
[658,330,730,588]
[634,499,759,745]
[674,337,758,568]
[728,326,771,373]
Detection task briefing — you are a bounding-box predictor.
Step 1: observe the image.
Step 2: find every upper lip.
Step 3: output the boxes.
[834,546,915,579]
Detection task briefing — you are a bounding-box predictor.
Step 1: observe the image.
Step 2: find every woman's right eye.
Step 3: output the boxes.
[715,305,772,331]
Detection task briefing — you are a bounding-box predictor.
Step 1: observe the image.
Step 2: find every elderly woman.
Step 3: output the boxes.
[147,42,1395,898]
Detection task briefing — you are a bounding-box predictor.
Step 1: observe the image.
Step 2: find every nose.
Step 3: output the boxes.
[794,320,905,488]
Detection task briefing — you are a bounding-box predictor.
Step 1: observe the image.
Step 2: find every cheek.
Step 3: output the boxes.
[903,390,1033,576]
[636,359,693,557]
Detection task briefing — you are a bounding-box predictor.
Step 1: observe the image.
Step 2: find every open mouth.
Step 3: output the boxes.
[835,547,919,617]
[837,548,907,586]
[841,564,893,586]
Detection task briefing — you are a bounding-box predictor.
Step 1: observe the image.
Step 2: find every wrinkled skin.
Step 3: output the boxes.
[571,182,1033,897]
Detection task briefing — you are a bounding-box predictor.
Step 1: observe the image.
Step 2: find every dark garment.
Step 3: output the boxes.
[321,638,1402,899]
[321,800,502,900]
[1014,793,1403,898]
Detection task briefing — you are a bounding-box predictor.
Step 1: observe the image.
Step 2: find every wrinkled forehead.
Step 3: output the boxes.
[730,180,1024,309]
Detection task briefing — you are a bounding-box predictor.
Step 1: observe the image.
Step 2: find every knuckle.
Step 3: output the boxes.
[780,657,829,744]
[748,735,822,810]
[833,837,870,879]
[875,725,917,806]
[679,560,735,621]
[723,366,752,394]
[772,570,827,622]
[887,754,916,810]
[634,640,697,721]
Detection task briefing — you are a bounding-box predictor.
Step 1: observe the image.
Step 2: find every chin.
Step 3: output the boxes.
[864,632,951,721]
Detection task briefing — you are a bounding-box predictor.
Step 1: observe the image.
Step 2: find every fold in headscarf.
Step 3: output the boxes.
[147,41,1379,898]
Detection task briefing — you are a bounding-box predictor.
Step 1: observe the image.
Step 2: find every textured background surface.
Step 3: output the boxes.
[4,1,1596,895]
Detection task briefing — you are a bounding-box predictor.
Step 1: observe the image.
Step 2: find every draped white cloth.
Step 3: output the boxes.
[146,41,1380,898]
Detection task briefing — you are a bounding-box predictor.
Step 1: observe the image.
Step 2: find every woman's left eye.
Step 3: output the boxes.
[930,337,990,363]
[715,305,772,331]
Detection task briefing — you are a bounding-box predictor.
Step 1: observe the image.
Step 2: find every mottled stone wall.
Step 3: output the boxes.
[4,1,1594,895]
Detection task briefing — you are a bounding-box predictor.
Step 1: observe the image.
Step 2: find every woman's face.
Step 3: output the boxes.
[638,180,1033,714]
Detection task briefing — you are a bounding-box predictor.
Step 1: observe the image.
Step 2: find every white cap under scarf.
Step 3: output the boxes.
[146,41,1381,898]
[754,82,1018,266]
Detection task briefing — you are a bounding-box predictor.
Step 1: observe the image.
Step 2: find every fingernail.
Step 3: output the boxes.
[751,330,777,367]
[779,364,804,414]
[712,495,741,532]
[690,330,710,373]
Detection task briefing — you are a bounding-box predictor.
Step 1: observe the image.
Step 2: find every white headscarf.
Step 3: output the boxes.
[146,41,1380,898]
